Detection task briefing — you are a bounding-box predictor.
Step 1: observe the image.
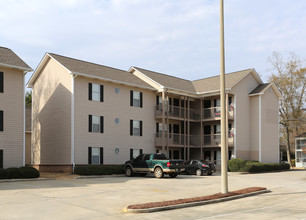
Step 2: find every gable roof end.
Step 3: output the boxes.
[27,53,155,90]
[249,82,282,99]
[0,46,32,71]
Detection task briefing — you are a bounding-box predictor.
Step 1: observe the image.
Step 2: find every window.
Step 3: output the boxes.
[0,149,3,168]
[0,110,3,131]
[88,147,103,164]
[130,148,143,160]
[0,72,3,93]
[214,124,221,134]
[144,154,150,160]
[130,90,143,107]
[130,120,142,136]
[88,115,104,133]
[153,153,167,160]
[88,83,103,102]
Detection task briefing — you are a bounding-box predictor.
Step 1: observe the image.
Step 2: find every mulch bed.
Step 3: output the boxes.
[127,187,266,209]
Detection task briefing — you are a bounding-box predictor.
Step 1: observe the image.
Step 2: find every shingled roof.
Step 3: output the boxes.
[0,47,32,71]
[192,69,253,93]
[132,67,196,93]
[249,83,271,95]
[47,53,154,90]
[133,67,256,94]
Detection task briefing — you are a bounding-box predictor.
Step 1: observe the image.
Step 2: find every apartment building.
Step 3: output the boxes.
[0,47,32,168]
[28,53,281,172]
[129,67,281,166]
[27,53,156,172]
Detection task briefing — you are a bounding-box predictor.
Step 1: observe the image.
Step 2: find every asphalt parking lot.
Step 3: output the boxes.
[0,170,306,220]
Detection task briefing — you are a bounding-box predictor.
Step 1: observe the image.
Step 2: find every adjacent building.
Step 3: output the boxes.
[0,47,32,168]
[27,53,281,172]
[295,133,306,168]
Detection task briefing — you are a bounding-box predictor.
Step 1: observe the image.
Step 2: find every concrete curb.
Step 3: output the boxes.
[123,189,271,213]
[74,174,125,179]
[0,178,54,183]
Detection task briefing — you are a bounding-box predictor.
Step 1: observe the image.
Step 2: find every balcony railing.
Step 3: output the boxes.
[155,105,234,120]
[203,106,234,120]
[155,133,234,147]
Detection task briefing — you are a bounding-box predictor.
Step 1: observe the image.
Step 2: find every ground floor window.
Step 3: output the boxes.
[130,148,143,160]
[88,147,103,164]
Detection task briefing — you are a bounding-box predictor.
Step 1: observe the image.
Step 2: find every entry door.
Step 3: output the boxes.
[204,125,211,145]
[204,100,211,108]
[203,100,211,118]
[204,151,211,161]
[173,150,180,159]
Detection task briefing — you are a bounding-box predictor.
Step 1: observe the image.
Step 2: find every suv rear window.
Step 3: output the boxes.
[153,154,167,160]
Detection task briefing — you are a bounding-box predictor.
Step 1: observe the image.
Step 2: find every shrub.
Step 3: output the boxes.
[228,158,246,172]
[0,168,8,179]
[74,165,125,175]
[19,167,40,178]
[291,159,296,167]
[6,168,23,179]
[244,162,290,173]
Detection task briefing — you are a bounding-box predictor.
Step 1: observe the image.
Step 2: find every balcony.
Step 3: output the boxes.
[155,133,234,147]
[155,105,185,119]
[203,106,234,121]
[203,134,234,147]
[155,105,234,121]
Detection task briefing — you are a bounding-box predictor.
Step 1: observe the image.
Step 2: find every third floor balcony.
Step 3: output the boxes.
[155,105,234,121]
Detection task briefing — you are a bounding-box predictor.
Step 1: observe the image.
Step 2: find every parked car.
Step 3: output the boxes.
[124,153,185,178]
[201,160,216,174]
[183,160,215,176]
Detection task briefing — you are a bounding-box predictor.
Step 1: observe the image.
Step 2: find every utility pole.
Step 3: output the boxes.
[220,0,228,194]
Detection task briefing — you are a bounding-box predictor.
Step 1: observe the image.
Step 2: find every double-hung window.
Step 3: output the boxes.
[130,90,143,107]
[89,83,104,102]
[130,148,143,160]
[88,147,103,164]
[130,120,142,136]
[89,115,104,133]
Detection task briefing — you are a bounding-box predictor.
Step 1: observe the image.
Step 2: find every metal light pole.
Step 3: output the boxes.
[220,0,228,194]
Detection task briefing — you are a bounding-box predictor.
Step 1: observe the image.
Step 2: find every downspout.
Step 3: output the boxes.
[259,95,262,162]
[233,94,237,158]
[22,71,27,166]
[71,73,77,172]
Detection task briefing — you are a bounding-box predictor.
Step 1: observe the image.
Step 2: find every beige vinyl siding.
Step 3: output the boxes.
[32,57,71,165]
[261,87,279,163]
[25,132,31,165]
[250,95,259,161]
[231,73,259,160]
[0,66,24,168]
[74,76,156,165]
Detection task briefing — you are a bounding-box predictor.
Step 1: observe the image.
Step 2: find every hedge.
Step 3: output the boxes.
[0,167,40,179]
[228,158,290,173]
[74,165,125,175]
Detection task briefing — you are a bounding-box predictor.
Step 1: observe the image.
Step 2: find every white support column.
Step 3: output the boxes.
[162,90,165,153]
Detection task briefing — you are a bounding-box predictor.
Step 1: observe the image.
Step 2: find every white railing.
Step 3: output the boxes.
[155,133,234,147]
[156,105,234,120]
[203,106,234,120]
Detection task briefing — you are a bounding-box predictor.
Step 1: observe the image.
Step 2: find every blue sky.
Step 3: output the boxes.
[1,0,305,84]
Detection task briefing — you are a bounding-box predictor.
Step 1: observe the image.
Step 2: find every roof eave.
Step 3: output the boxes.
[71,71,156,91]
[0,63,33,72]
